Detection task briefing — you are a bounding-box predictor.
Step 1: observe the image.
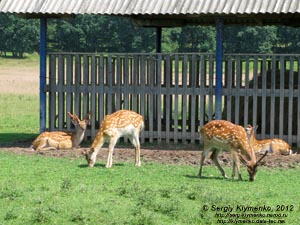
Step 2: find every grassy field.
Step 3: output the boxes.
[0,94,39,143]
[0,151,300,225]
[0,54,40,143]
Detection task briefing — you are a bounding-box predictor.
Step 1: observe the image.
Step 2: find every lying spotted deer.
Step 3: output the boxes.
[31,112,90,151]
[198,120,268,181]
[245,125,292,156]
[83,110,144,168]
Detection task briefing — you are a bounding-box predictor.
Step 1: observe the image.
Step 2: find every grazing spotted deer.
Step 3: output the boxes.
[198,120,267,181]
[245,125,292,156]
[31,112,90,151]
[83,110,144,168]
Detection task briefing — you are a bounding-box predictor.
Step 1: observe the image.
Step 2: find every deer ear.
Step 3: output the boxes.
[84,112,91,125]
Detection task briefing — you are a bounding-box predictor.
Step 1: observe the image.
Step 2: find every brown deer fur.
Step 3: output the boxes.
[31,112,90,151]
[199,120,267,181]
[83,110,144,168]
[245,125,292,156]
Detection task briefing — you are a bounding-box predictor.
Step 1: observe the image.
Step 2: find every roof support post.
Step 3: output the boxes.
[215,18,224,119]
[39,18,47,133]
[156,27,162,53]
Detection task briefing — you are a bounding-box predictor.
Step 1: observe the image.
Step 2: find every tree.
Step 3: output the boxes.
[0,14,39,57]
[224,26,278,53]
[178,26,215,52]
[275,26,300,53]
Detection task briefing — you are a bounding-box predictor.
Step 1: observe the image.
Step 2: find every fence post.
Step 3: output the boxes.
[39,18,47,133]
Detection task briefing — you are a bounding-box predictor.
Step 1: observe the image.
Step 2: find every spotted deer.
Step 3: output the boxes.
[83,110,144,168]
[245,125,292,156]
[198,120,268,181]
[31,112,90,151]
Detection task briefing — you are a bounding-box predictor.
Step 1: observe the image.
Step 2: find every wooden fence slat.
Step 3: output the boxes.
[279,57,285,138]
[98,55,104,127]
[234,56,241,125]
[74,55,81,120]
[173,54,179,143]
[156,55,162,143]
[288,57,294,143]
[58,54,65,130]
[243,56,250,126]
[199,55,206,132]
[83,55,89,117]
[181,55,188,143]
[225,57,232,122]
[165,55,171,143]
[261,56,267,138]
[208,55,214,120]
[190,54,197,143]
[270,56,276,137]
[90,55,96,138]
[252,56,258,129]
[49,54,57,130]
[66,55,73,130]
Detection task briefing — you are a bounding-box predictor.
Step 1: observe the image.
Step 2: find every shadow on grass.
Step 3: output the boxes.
[0,133,37,147]
[185,174,249,182]
[78,163,125,169]
[185,174,226,180]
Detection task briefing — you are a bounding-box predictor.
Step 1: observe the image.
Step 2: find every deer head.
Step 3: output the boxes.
[239,150,268,181]
[67,112,90,131]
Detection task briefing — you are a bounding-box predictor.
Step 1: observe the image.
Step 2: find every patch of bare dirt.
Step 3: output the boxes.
[1,141,299,169]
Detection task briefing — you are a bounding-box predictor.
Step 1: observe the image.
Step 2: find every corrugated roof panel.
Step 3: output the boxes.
[2,0,300,15]
[189,0,202,14]
[223,0,235,14]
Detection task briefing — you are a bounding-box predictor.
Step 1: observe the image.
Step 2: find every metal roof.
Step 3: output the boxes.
[1,0,300,26]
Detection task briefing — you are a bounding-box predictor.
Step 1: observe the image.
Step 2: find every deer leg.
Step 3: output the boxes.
[231,151,242,180]
[210,149,228,179]
[129,134,141,167]
[232,160,236,179]
[37,139,57,151]
[198,146,211,178]
[106,136,118,168]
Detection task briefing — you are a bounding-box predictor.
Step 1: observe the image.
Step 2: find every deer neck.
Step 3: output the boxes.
[240,141,257,165]
[71,126,86,147]
[249,132,257,144]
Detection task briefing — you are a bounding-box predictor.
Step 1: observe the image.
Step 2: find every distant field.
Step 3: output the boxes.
[0,54,39,143]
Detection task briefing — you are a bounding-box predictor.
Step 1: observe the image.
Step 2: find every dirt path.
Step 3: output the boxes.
[1,141,300,169]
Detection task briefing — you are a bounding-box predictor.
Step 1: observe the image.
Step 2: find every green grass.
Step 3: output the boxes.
[0,94,39,143]
[0,53,40,67]
[0,151,299,225]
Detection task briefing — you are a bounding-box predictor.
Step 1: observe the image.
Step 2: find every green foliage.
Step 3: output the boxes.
[2,14,300,55]
[0,151,299,225]
[0,14,39,57]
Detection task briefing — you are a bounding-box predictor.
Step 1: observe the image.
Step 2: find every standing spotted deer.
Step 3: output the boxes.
[245,125,292,155]
[199,120,268,181]
[83,110,144,168]
[31,112,90,151]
